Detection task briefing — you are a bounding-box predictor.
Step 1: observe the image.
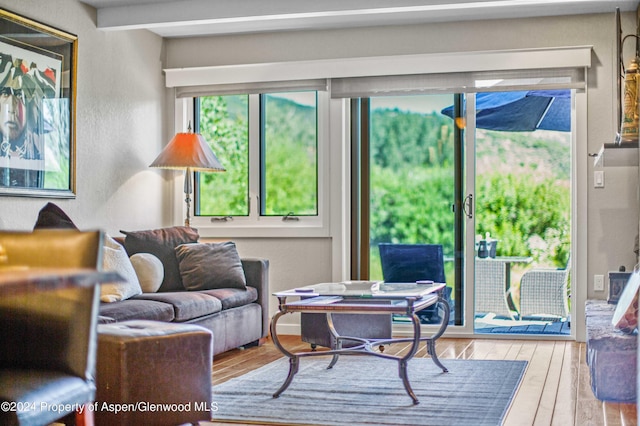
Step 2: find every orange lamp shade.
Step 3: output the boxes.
[150,132,225,171]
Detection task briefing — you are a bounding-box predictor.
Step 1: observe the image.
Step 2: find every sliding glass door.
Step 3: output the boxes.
[352,94,464,326]
[471,90,572,335]
[353,89,573,335]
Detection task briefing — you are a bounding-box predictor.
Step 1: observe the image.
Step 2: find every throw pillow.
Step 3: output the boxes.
[120,226,199,291]
[130,253,164,293]
[104,233,123,250]
[612,270,640,334]
[33,202,78,230]
[175,241,247,291]
[101,245,143,303]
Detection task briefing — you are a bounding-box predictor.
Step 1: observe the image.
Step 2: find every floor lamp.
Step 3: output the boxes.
[150,126,225,227]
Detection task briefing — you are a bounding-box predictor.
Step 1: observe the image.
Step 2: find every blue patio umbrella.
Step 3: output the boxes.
[441,90,571,132]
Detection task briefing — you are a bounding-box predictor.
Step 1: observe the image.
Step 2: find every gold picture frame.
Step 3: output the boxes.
[0,8,77,198]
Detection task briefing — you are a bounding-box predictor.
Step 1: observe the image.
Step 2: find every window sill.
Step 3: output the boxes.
[188,223,330,238]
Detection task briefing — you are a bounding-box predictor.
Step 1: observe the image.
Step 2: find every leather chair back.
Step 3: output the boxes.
[0,229,103,381]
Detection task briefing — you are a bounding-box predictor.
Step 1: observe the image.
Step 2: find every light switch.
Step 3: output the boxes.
[594,170,604,188]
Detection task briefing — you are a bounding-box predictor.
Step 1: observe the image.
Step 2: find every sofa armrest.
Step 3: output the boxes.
[241,258,270,338]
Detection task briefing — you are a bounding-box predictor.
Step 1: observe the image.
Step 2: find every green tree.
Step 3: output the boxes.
[476,173,570,266]
[198,95,249,215]
[369,107,570,269]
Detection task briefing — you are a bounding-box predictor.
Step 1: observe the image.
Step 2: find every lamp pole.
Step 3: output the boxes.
[183,167,193,227]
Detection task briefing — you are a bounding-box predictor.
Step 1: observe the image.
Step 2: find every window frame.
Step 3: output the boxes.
[172,91,330,238]
[259,91,320,217]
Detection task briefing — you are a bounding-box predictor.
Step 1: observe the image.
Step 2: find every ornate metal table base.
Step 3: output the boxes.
[270,295,449,405]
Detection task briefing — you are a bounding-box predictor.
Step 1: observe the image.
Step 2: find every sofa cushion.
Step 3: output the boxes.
[134,292,223,322]
[98,315,117,324]
[33,202,78,230]
[175,242,247,291]
[99,299,175,322]
[587,301,638,351]
[586,300,637,402]
[201,287,258,310]
[120,226,199,292]
[130,253,164,293]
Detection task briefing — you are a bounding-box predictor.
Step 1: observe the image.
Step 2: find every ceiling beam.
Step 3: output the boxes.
[87,0,640,37]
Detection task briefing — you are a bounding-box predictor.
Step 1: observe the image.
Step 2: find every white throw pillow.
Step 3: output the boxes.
[130,253,164,293]
[104,233,123,250]
[101,243,143,303]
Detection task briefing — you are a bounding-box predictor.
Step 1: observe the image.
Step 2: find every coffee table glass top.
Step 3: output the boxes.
[275,280,445,299]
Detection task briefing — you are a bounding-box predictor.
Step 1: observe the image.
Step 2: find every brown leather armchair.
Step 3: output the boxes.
[0,229,104,426]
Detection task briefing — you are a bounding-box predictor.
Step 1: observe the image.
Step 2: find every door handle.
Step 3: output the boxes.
[462,194,473,219]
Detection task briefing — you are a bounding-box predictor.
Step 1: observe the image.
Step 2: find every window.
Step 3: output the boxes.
[196,94,249,216]
[261,92,318,216]
[190,90,327,236]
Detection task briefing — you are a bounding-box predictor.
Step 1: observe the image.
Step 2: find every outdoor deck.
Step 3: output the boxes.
[475,314,571,335]
[398,312,572,335]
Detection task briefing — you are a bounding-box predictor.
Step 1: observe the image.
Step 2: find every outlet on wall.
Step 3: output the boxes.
[594,170,604,188]
[594,274,604,291]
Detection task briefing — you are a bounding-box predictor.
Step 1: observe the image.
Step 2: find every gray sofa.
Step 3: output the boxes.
[96,227,270,357]
[98,257,269,356]
[30,205,271,357]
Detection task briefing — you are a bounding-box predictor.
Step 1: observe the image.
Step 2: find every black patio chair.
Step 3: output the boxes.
[378,243,451,324]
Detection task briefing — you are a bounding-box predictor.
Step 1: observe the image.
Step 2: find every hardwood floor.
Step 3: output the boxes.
[205,335,637,426]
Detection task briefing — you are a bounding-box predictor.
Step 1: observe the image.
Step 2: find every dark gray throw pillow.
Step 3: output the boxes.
[33,202,78,230]
[175,242,247,291]
[120,226,199,292]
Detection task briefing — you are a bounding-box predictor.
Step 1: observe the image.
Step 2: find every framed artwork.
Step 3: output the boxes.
[0,8,76,198]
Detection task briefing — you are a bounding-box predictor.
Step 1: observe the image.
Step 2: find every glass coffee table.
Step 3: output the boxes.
[270,281,450,404]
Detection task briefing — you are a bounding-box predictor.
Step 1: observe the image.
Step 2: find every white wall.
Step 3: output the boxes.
[0,0,168,236]
[166,12,640,332]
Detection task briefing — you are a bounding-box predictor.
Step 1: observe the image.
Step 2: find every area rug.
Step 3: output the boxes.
[211,356,527,426]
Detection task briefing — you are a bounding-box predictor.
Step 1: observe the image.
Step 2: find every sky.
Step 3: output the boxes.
[371,94,453,115]
[271,92,455,115]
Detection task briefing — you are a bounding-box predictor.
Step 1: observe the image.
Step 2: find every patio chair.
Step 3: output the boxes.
[379,243,450,323]
[0,229,104,426]
[474,258,515,320]
[519,261,570,320]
